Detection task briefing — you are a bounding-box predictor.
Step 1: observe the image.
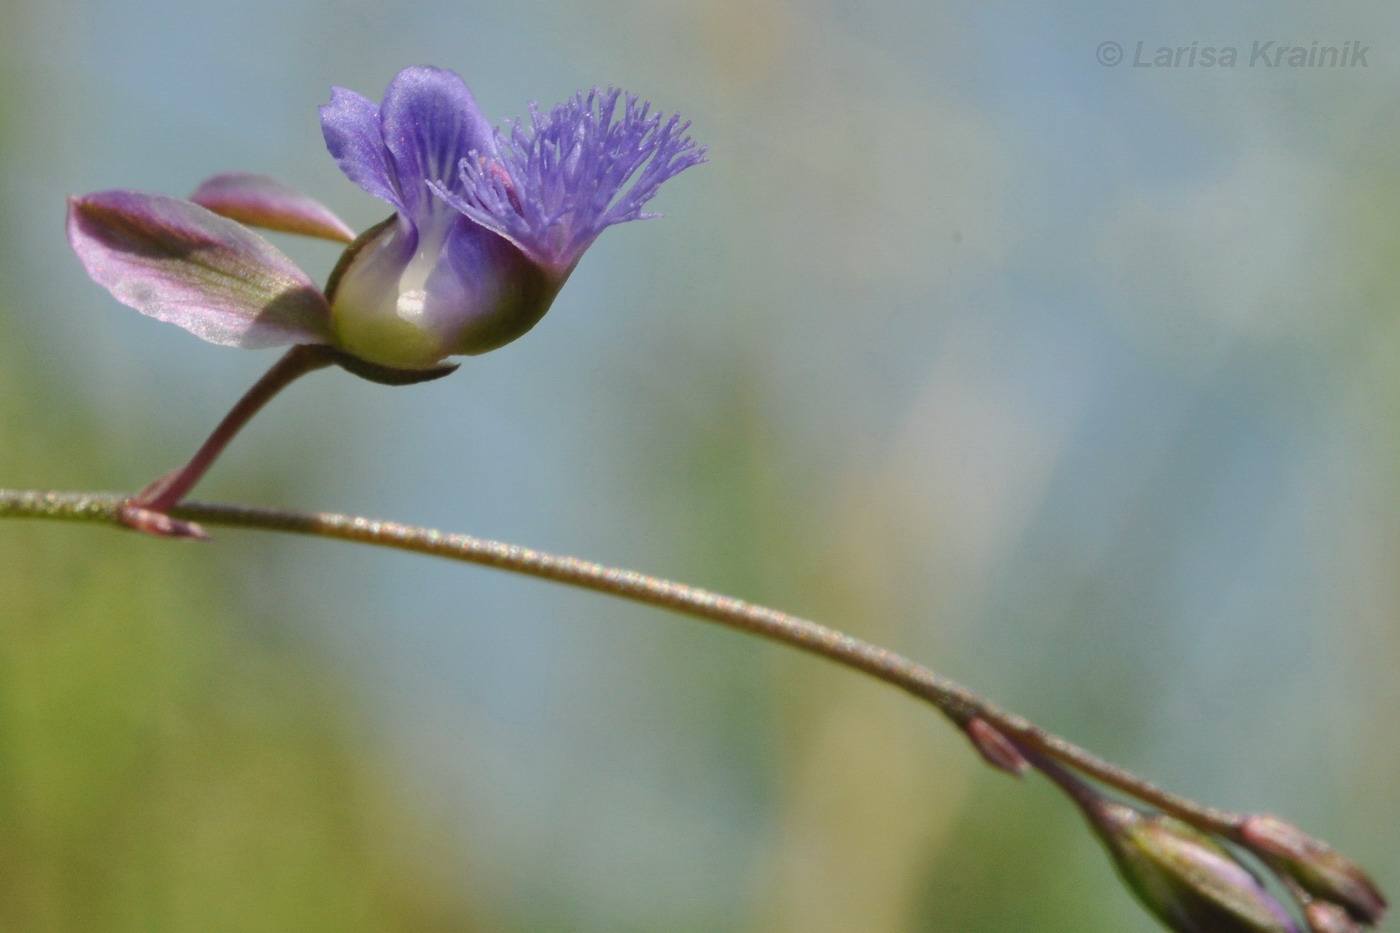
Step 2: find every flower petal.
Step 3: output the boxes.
[431,216,554,356]
[67,190,333,349]
[190,172,356,242]
[439,88,706,275]
[379,66,496,218]
[320,86,403,210]
[322,216,437,367]
[325,213,554,368]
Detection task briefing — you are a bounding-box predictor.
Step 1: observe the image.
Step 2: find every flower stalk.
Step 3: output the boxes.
[118,344,336,538]
[0,488,1385,930]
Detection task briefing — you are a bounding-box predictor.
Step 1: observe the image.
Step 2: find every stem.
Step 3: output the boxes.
[1018,739,1119,828]
[132,345,335,512]
[0,488,1243,836]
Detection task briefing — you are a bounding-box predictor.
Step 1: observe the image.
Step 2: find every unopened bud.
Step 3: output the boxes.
[963,717,1029,776]
[1241,815,1387,926]
[1092,803,1300,933]
[1304,900,1364,933]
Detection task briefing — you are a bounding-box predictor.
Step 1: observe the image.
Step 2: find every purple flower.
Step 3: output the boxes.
[430,87,708,278]
[68,66,705,375]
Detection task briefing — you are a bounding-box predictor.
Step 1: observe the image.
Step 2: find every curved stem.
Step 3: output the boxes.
[120,345,335,537]
[1016,739,1123,836]
[0,488,1244,836]
[134,345,333,511]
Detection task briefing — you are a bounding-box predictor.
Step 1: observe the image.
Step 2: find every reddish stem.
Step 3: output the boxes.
[120,344,334,537]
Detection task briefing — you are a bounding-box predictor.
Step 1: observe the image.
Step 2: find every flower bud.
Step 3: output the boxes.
[1091,803,1301,933]
[1241,815,1387,926]
[962,717,1029,776]
[1304,900,1364,933]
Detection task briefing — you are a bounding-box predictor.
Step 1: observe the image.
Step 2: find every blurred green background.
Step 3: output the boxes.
[2,1,1398,930]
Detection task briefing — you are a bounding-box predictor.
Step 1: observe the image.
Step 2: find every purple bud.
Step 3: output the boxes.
[1091,803,1301,933]
[962,717,1029,776]
[1241,815,1387,927]
[1304,900,1365,933]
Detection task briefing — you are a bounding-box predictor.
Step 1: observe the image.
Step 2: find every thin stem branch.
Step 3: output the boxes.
[0,487,1246,836]
[119,345,335,538]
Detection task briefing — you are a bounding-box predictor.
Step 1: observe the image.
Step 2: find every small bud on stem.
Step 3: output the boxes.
[1304,900,1365,933]
[963,716,1030,776]
[1024,748,1301,933]
[1240,815,1386,927]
